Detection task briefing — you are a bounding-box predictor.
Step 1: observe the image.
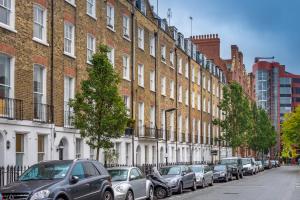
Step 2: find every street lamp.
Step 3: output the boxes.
[165,108,176,165]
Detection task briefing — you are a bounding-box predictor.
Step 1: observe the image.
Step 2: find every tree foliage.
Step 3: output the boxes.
[70,45,129,160]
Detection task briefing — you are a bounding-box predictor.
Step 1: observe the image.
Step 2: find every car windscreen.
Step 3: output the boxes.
[160,166,181,175]
[220,159,238,165]
[191,166,203,173]
[19,162,72,181]
[108,169,128,181]
[214,165,226,171]
[242,159,250,165]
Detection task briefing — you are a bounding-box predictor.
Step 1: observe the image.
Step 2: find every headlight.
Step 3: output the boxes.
[115,185,126,193]
[30,190,50,200]
[196,175,201,181]
[170,179,178,185]
[220,172,225,176]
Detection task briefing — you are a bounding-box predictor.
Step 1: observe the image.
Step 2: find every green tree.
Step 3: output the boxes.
[213,82,251,152]
[70,45,129,160]
[282,106,300,146]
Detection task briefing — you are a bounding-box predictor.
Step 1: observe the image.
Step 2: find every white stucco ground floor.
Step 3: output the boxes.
[0,119,232,167]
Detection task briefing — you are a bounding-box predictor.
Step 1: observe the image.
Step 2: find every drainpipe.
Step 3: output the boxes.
[200,64,203,163]
[50,0,55,160]
[188,57,192,164]
[175,48,178,163]
[154,31,158,167]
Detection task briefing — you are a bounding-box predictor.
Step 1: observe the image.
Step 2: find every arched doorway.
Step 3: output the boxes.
[0,133,4,166]
[136,145,141,165]
[58,138,68,160]
[160,147,164,164]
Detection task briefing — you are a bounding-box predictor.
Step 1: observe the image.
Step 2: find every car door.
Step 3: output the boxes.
[180,166,188,188]
[204,166,210,185]
[129,168,146,198]
[187,166,194,187]
[67,162,91,200]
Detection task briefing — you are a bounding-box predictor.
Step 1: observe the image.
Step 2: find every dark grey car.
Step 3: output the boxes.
[0,159,114,200]
[159,166,196,194]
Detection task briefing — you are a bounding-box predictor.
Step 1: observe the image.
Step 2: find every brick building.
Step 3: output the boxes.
[0,0,230,167]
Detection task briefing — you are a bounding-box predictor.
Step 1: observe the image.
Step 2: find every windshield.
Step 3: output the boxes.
[108,169,128,182]
[191,166,203,173]
[160,166,181,175]
[214,165,226,171]
[19,162,71,181]
[242,159,250,165]
[221,159,237,165]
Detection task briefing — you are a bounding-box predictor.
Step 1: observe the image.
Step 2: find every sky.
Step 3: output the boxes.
[149,0,300,74]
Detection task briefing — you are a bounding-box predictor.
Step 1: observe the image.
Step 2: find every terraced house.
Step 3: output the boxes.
[0,0,229,167]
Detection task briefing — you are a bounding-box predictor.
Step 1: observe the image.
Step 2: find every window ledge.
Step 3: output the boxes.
[150,54,156,58]
[0,23,17,33]
[33,37,49,46]
[123,35,131,42]
[138,84,145,88]
[87,13,97,20]
[107,25,116,32]
[64,52,76,59]
[150,89,156,93]
[123,78,131,82]
[65,1,76,7]
[138,46,145,51]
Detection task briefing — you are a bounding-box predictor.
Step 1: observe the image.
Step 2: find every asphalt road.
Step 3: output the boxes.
[165,166,300,200]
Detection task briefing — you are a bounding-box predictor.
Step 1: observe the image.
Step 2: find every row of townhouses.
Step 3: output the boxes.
[0,0,261,167]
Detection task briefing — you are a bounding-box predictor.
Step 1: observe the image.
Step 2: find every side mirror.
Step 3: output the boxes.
[70,175,79,184]
[182,171,187,176]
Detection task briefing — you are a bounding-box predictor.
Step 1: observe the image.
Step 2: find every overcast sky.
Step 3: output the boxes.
[149,0,300,74]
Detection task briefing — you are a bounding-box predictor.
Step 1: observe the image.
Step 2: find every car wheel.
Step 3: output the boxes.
[209,177,214,186]
[155,187,167,199]
[125,190,134,200]
[191,180,197,191]
[177,182,183,194]
[147,187,154,200]
[103,190,113,200]
[240,172,244,179]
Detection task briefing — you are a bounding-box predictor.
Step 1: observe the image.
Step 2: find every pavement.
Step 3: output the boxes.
[165,165,300,200]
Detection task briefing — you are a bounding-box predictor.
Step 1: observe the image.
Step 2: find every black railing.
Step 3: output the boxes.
[0,97,23,120]
[33,103,53,123]
[64,104,74,128]
[136,126,156,139]
[0,166,29,187]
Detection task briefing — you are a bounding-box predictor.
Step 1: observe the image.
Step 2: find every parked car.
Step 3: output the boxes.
[220,157,244,180]
[275,160,281,167]
[190,165,214,188]
[147,167,172,199]
[0,159,114,200]
[213,164,232,182]
[242,158,256,175]
[159,165,196,194]
[270,160,277,168]
[263,160,271,169]
[108,167,153,200]
[256,161,264,172]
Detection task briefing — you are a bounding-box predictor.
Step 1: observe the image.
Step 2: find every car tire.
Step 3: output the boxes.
[209,178,214,186]
[147,187,154,200]
[155,187,167,199]
[191,180,197,191]
[125,190,134,200]
[103,190,114,200]
[177,182,183,194]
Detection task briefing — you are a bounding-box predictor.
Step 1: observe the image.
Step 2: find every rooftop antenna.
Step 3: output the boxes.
[189,16,193,38]
[167,8,172,25]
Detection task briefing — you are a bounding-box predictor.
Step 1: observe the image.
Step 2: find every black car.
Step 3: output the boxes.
[220,157,244,180]
[213,164,232,182]
[0,159,114,200]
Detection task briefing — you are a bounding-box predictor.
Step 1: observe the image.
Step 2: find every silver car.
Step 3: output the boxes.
[191,165,214,187]
[108,167,154,200]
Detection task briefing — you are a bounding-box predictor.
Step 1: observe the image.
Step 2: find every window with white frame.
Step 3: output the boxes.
[0,53,12,98]
[212,83,215,95]
[89,146,95,159]
[37,135,46,162]
[150,70,155,92]
[140,0,146,15]
[197,70,201,85]
[170,50,174,67]
[208,100,211,113]
[185,117,189,134]
[192,65,195,82]
[197,94,200,110]
[197,120,201,143]
[33,4,47,42]
[64,76,75,127]
[161,76,166,96]
[192,118,195,142]
[202,75,206,89]
[170,112,174,140]
[203,122,206,143]
[178,85,182,102]
[64,22,75,56]
[107,47,115,67]
[150,106,155,128]
[185,63,189,78]
[170,80,174,99]
[150,35,155,56]
[87,0,96,18]
[203,97,206,112]
[138,27,144,50]
[33,64,46,121]
[16,133,24,166]
[87,34,95,63]
[216,86,219,97]
[75,138,82,158]
[185,89,189,105]
[0,0,15,29]
[106,4,114,29]
[138,64,144,87]
[191,91,195,108]
[178,58,182,74]
[161,109,165,132]
[123,15,130,38]
[178,114,182,137]
[122,55,130,80]
[208,123,211,144]
[161,45,166,62]
[208,79,211,92]
[138,102,144,135]
[123,96,130,114]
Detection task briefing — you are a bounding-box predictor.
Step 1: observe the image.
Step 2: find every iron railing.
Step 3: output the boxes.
[33,103,53,123]
[64,104,74,128]
[0,166,29,187]
[0,97,23,120]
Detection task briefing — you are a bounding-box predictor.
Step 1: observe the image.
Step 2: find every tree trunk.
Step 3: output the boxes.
[96,147,100,161]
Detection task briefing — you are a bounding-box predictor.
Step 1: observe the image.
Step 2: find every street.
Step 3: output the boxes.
[166,166,300,200]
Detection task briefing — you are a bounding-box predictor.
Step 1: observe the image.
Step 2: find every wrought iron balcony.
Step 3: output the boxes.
[136,126,156,139]
[0,97,23,120]
[33,103,53,123]
[64,104,74,128]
